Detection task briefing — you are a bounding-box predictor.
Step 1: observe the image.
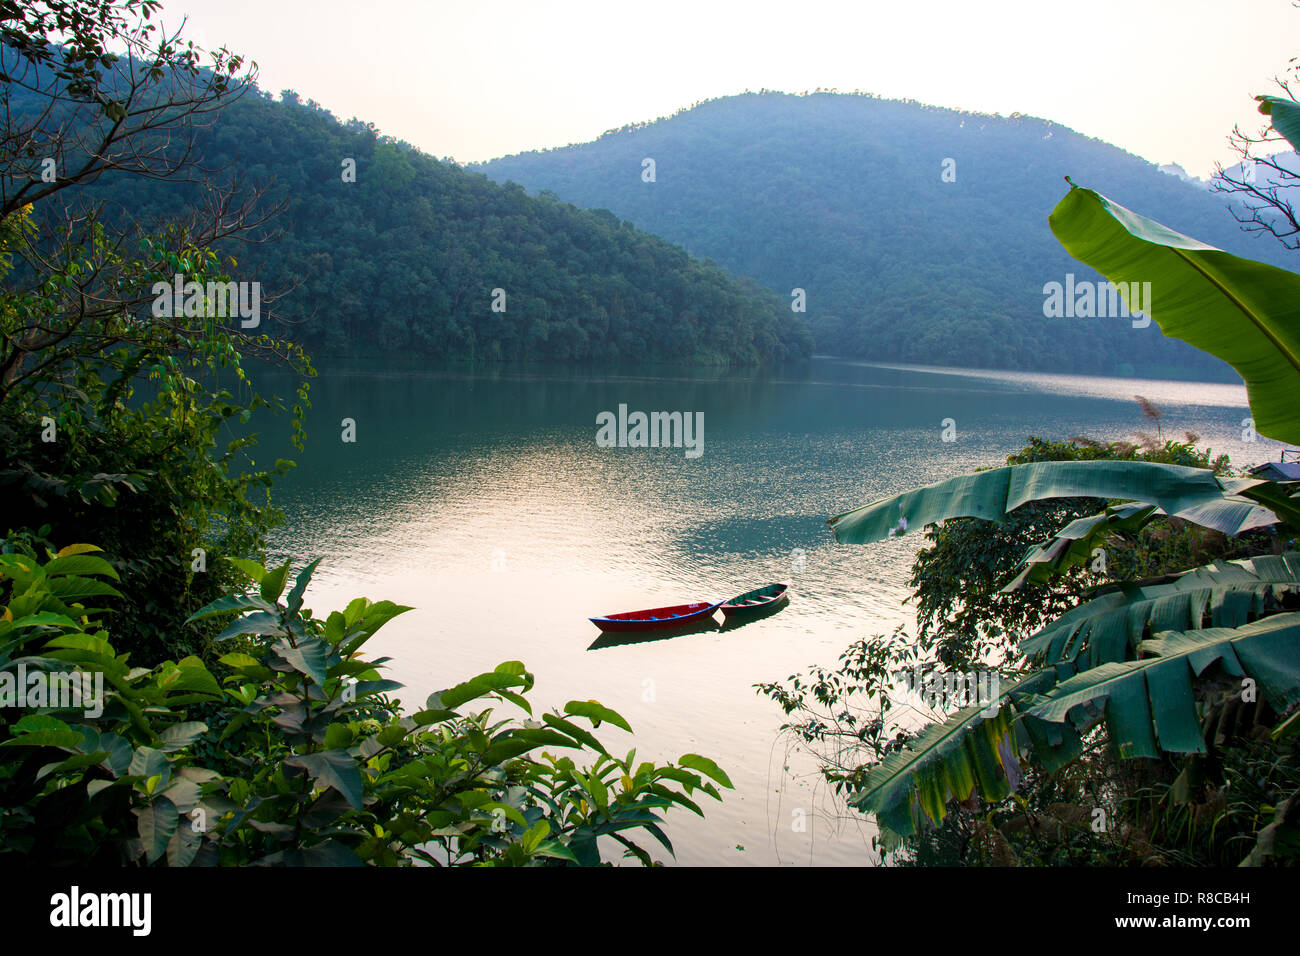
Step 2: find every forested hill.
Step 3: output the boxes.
[478,92,1297,378]
[46,87,813,366]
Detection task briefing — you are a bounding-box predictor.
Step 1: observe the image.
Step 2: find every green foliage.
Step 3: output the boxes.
[756,627,923,794]
[0,548,731,866]
[1049,182,1300,444]
[905,433,1243,668]
[789,141,1300,861]
[806,429,1300,860]
[1023,552,1300,668]
[1256,94,1300,154]
[480,91,1296,377]
[829,457,1287,548]
[0,194,314,660]
[820,451,1300,848]
[0,4,739,870]
[26,87,812,367]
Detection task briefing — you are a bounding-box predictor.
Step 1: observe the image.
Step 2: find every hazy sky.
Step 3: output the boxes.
[162,0,1298,176]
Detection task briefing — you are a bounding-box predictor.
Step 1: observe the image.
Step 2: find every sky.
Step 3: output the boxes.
[160,0,1299,176]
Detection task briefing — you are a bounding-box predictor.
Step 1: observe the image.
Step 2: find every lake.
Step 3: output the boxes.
[262,357,1284,866]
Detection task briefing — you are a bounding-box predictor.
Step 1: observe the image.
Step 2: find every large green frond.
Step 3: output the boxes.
[1049,184,1300,445]
[829,460,1279,545]
[1022,613,1300,759]
[1020,552,1300,668]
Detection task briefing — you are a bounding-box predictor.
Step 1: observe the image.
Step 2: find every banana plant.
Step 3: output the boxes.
[828,459,1294,545]
[1049,182,1300,446]
[1020,551,1300,669]
[851,608,1300,837]
[1001,503,1158,592]
[1256,94,1300,158]
[833,118,1300,844]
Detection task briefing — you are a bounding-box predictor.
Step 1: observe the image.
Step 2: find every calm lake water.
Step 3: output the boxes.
[262,357,1284,866]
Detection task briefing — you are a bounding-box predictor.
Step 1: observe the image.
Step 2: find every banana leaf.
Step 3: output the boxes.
[848,702,1020,836]
[1020,552,1300,668]
[1257,95,1300,153]
[1049,183,1300,446]
[848,668,1060,836]
[1023,612,1300,757]
[828,459,1277,544]
[1002,483,1297,592]
[1002,503,1159,592]
[852,609,1300,835]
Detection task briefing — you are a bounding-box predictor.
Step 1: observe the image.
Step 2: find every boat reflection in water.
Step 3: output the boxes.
[587,616,723,651]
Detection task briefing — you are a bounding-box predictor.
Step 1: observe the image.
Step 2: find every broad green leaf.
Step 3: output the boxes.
[1003,503,1158,592]
[11,714,76,734]
[185,593,276,624]
[227,558,266,583]
[54,544,103,559]
[1025,614,1300,753]
[849,703,1021,836]
[6,611,80,630]
[830,460,1279,545]
[1257,95,1300,153]
[46,576,122,601]
[157,662,222,697]
[564,700,633,733]
[1049,183,1300,445]
[42,631,116,658]
[166,820,203,867]
[677,754,734,789]
[0,729,86,749]
[129,746,169,781]
[283,749,363,810]
[42,554,120,581]
[260,560,291,603]
[216,611,283,642]
[137,798,179,865]
[533,840,581,864]
[521,819,549,854]
[338,601,413,655]
[1021,552,1300,668]
[159,722,207,752]
[271,637,328,686]
[324,723,354,749]
[1,714,85,749]
[540,713,607,755]
[217,652,271,677]
[285,558,321,613]
[437,671,528,710]
[36,750,111,780]
[482,802,528,828]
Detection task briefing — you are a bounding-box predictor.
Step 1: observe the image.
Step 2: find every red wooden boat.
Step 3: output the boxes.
[589,600,723,633]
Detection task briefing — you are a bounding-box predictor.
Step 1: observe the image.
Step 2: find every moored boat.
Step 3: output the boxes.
[589,600,723,632]
[720,582,789,618]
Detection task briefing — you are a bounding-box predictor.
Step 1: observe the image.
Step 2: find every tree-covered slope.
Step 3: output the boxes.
[35,87,812,366]
[479,92,1295,377]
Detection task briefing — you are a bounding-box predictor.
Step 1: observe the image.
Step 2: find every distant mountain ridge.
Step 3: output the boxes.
[478,92,1298,378]
[19,79,812,367]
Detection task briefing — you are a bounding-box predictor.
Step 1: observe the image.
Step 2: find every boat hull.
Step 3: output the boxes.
[721,582,790,618]
[589,600,723,633]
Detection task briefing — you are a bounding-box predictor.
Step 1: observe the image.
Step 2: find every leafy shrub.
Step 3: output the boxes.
[0,544,731,865]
